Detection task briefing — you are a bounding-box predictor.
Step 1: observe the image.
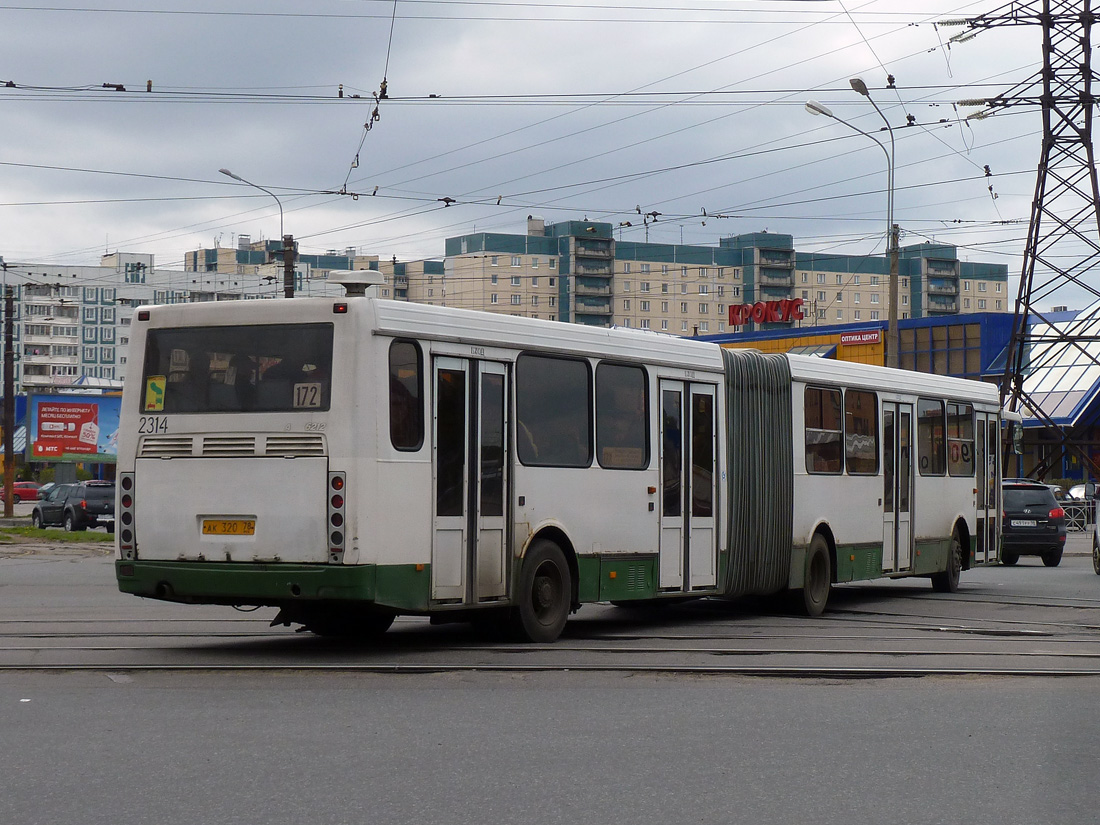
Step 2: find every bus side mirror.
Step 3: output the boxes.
[1011,421,1024,455]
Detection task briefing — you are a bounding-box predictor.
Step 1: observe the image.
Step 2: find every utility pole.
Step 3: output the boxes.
[887,223,900,368]
[4,286,14,518]
[283,234,295,299]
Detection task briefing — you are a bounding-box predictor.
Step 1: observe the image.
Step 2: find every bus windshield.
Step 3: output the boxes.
[140,323,334,414]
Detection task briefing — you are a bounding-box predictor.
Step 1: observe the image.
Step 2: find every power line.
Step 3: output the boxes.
[0,3,966,26]
[0,81,1022,104]
[0,0,1030,270]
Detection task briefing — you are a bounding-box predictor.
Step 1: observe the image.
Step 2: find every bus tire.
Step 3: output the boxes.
[931,532,963,593]
[511,540,571,642]
[1093,539,1100,575]
[800,534,831,617]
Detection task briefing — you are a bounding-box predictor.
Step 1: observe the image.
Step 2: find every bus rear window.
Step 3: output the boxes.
[140,324,334,414]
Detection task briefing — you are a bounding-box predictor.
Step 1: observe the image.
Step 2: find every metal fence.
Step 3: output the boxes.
[1063,501,1094,532]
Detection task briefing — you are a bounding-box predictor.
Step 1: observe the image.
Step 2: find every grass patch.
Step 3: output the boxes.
[0,525,114,544]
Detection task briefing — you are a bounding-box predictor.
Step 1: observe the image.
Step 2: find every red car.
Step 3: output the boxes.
[0,481,42,502]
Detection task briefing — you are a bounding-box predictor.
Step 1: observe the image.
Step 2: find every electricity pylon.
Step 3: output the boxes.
[947,1,1100,479]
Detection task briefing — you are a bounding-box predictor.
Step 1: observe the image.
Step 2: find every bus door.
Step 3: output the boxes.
[882,402,914,572]
[431,357,509,604]
[973,412,1000,563]
[658,381,718,591]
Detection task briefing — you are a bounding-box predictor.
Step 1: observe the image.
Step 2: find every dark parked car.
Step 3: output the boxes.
[31,481,115,532]
[1002,480,1067,566]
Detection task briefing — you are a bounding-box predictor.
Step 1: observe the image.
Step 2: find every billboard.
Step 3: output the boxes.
[28,395,120,463]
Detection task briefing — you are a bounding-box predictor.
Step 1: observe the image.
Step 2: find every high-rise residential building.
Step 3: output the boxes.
[2,219,1008,393]
[442,219,1010,335]
[3,246,357,394]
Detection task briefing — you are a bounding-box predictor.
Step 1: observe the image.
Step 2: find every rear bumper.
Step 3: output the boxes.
[115,559,432,612]
[116,559,376,605]
[1002,532,1066,555]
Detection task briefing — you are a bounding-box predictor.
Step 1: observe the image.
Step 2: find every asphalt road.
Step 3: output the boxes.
[2,669,1098,825]
[1,531,1099,824]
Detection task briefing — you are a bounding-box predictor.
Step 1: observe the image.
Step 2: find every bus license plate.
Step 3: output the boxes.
[202,519,256,536]
[1011,519,1037,528]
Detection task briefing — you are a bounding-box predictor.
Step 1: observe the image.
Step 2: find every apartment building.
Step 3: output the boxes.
[6,252,161,394]
[4,244,359,394]
[3,219,1008,393]
[441,219,1010,336]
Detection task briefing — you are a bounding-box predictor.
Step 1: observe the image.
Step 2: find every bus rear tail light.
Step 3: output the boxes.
[118,472,136,558]
[328,472,346,563]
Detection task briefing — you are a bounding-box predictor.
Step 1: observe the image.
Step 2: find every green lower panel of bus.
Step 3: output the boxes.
[912,537,952,576]
[833,543,884,583]
[115,560,433,612]
[577,555,659,602]
[826,537,953,583]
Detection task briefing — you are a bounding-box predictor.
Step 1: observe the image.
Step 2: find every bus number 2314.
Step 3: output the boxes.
[138,416,169,435]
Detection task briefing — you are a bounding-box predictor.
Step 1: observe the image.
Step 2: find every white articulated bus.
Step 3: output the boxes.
[115,279,1002,641]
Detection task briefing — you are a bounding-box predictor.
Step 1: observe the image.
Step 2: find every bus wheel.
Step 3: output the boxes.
[512,540,571,642]
[931,533,963,593]
[800,535,831,617]
[1093,539,1100,575]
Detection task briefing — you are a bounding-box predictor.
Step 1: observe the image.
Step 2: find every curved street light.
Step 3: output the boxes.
[219,168,295,298]
[218,168,284,241]
[806,82,899,367]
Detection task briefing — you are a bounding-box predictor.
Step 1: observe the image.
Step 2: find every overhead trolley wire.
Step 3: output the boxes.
[2,0,1027,266]
[0,2,982,26]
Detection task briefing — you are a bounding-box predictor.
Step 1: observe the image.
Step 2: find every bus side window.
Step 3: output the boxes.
[389,340,424,451]
[917,398,946,476]
[805,386,843,474]
[516,354,591,467]
[595,362,648,469]
[947,401,975,477]
[844,389,878,475]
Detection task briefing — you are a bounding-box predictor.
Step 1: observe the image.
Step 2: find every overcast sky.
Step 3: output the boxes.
[0,1,1059,298]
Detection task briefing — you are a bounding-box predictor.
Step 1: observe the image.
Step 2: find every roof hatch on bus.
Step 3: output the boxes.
[328,270,385,297]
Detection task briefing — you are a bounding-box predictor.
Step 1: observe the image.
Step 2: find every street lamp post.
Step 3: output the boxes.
[219,168,295,298]
[806,83,899,367]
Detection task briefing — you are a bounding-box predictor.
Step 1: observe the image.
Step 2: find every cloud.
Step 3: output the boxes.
[0,1,1056,302]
